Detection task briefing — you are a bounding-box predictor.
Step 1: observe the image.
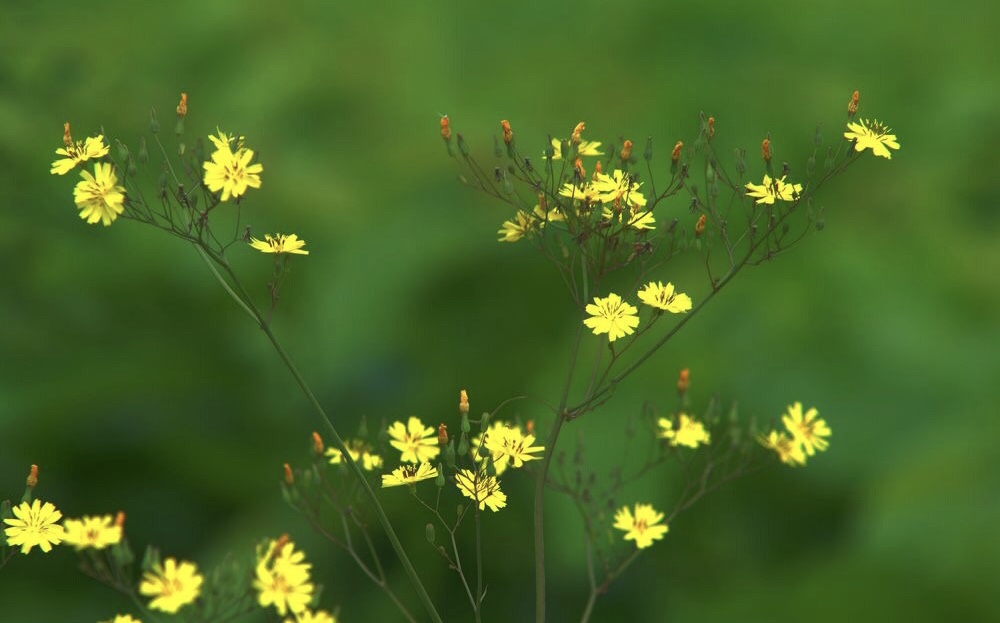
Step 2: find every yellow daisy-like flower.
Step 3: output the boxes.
[62,514,122,550]
[497,210,538,243]
[844,118,900,159]
[547,137,604,160]
[381,463,439,488]
[285,609,337,623]
[74,162,127,226]
[601,205,656,231]
[657,414,711,449]
[613,503,669,549]
[387,416,440,464]
[255,540,314,617]
[3,499,65,554]
[483,425,545,470]
[455,469,507,512]
[781,402,831,456]
[101,615,142,623]
[637,281,692,313]
[757,430,807,466]
[583,293,640,342]
[139,558,203,614]
[202,130,263,201]
[249,233,309,255]
[51,134,110,175]
[325,440,382,471]
[592,169,647,209]
[558,182,600,205]
[471,420,514,475]
[744,174,802,205]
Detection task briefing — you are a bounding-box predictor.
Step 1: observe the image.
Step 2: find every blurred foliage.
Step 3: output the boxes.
[2,0,999,621]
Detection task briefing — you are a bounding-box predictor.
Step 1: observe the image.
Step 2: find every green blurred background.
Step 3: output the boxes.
[3,1,999,621]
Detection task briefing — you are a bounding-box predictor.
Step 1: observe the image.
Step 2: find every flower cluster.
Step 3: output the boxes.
[584,282,692,343]
[758,402,831,466]
[254,538,315,617]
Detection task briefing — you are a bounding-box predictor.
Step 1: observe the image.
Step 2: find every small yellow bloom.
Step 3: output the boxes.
[455,469,507,512]
[249,233,309,255]
[583,293,640,343]
[497,210,537,243]
[781,402,831,456]
[614,503,668,549]
[387,416,440,464]
[381,463,439,488]
[745,174,802,205]
[483,425,545,470]
[325,440,382,471]
[255,539,314,617]
[547,137,603,160]
[102,615,142,623]
[602,205,656,231]
[139,558,203,614]
[202,130,263,201]
[3,499,65,554]
[758,430,807,466]
[62,515,122,550]
[844,118,900,159]
[51,134,109,175]
[592,169,647,209]
[657,414,711,449]
[74,162,127,226]
[637,281,692,313]
[285,610,337,623]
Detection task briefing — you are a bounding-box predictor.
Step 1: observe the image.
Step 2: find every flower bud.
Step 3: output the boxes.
[116,139,130,161]
[695,214,707,237]
[461,413,471,433]
[671,141,683,163]
[847,90,859,116]
[445,440,456,468]
[311,432,324,455]
[677,368,690,393]
[480,411,490,433]
[426,522,436,543]
[706,116,715,140]
[525,419,535,435]
[573,157,585,181]
[761,137,771,163]
[174,117,185,137]
[435,466,445,488]
[283,463,295,485]
[63,122,73,147]
[440,115,451,141]
[438,423,449,446]
[501,120,513,145]
[137,136,149,164]
[620,139,633,162]
[457,432,469,456]
[149,107,159,134]
[571,122,585,144]
[176,93,188,117]
[459,389,469,415]
[26,464,38,489]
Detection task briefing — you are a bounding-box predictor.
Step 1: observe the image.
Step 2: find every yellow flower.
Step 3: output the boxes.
[102,616,142,623]
[757,430,807,466]
[62,515,122,550]
[471,420,513,475]
[455,469,507,512]
[558,182,600,205]
[74,162,126,226]
[285,610,337,623]
[249,233,309,255]
[139,558,203,613]
[497,210,537,243]
[592,169,647,209]
[844,119,900,159]
[744,174,802,205]
[657,414,711,449]
[255,539,314,617]
[51,134,110,175]
[381,463,439,488]
[325,440,382,471]
[547,137,603,160]
[614,503,668,549]
[202,130,263,201]
[483,425,545,470]
[601,205,656,231]
[3,499,65,554]
[781,402,831,456]
[637,281,692,313]
[583,293,640,342]
[387,416,440,464]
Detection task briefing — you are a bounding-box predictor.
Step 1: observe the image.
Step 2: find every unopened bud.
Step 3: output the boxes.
[438,423,449,446]
[440,115,451,141]
[137,136,148,164]
[847,90,859,116]
[62,122,73,147]
[176,93,188,118]
[457,432,469,456]
[761,137,771,163]
[695,214,707,237]
[593,161,603,177]
[426,522,436,543]
[445,441,456,467]
[115,511,126,528]
[460,413,471,433]
[501,120,513,145]
[677,368,690,393]
[457,132,468,156]
[644,136,653,161]
[670,141,682,163]
[525,419,535,435]
[274,534,290,557]
[620,139,633,162]
[311,432,324,455]
[26,464,38,488]
[435,465,445,488]
[571,122,585,144]
[574,157,586,180]
[149,108,159,134]
[706,116,715,140]
[459,389,469,415]
[283,463,294,485]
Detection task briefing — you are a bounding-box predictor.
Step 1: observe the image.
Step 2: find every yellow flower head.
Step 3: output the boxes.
[381,463,439,488]
[139,558,203,614]
[102,616,142,623]
[74,162,127,226]
[387,416,440,464]
[583,293,640,343]
[249,233,309,255]
[325,439,382,471]
[637,281,692,313]
[497,210,539,243]
[285,610,337,623]
[744,174,802,205]
[547,137,604,160]
[614,503,668,549]
[51,133,109,175]
[254,539,314,617]
[844,118,900,159]
[202,130,263,201]
[781,402,831,456]
[455,469,507,512]
[657,414,711,449]
[3,499,65,554]
[482,424,545,470]
[62,514,122,550]
[592,169,647,209]
[757,430,807,466]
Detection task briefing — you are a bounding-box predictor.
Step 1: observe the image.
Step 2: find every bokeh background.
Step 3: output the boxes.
[3,1,999,621]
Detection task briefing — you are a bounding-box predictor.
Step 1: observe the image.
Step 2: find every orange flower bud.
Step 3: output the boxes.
[440,115,452,141]
[459,389,469,415]
[274,533,290,557]
[671,141,683,162]
[283,463,294,485]
[571,122,586,143]
[525,420,535,435]
[501,119,513,145]
[311,431,324,455]
[176,93,188,117]
[62,122,72,147]
[761,138,772,162]
[620,139,633,161]
[114,511,126,528]
[707,116,716,140]
[26,464,38,488]
[695,214,707,237]
[438,423,449,446]
[574,157,586,180]
[538,193,547,211]
[677,368,690,393]
[593,160,603,177]
[847,90,859,116]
